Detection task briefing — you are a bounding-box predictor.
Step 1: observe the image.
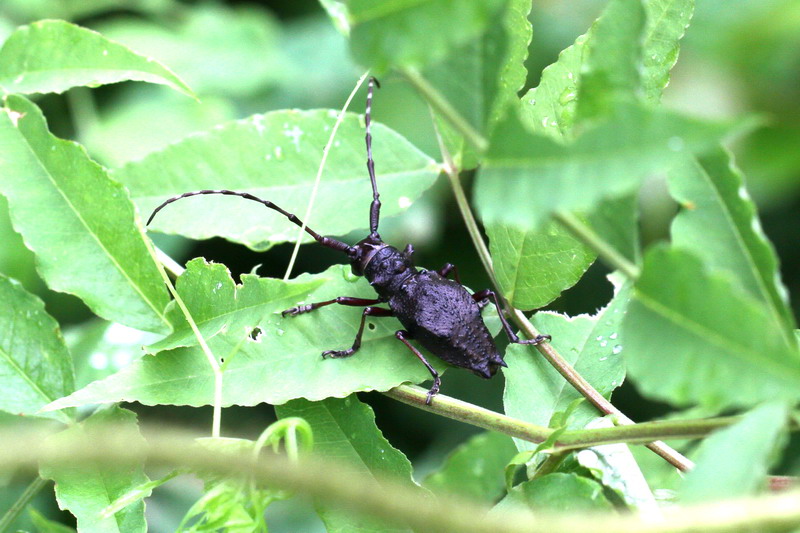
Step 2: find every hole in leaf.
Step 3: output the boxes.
[367,322,376,331]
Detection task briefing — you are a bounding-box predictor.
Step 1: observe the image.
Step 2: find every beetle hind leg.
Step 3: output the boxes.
[472,289,552,346]
[395,330,441,405]
[321,306,393,359]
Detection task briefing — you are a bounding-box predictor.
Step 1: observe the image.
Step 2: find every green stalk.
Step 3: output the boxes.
[0,476,47,532]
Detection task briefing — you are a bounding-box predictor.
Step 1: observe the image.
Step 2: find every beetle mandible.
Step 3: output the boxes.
[147,77,551,404]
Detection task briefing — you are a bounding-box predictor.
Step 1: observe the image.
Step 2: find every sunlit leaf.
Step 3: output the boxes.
[0,275,74,424]
[0,20,192,96]
[43,263,501,410]
[115,110,440,251]
[0,96,170,333]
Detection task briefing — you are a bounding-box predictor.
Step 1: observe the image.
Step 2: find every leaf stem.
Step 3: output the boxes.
[553,210,641,279]
[0,476,48,533]
[283,71,370,280]
[402,68,488,153]
[146,242,222,437]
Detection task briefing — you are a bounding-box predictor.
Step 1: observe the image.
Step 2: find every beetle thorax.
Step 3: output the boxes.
[355,243,416,298]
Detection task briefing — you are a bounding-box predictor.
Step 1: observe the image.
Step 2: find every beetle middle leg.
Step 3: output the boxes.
[395,330,441,405]
[472,289,551,346]
[321,306,394,359]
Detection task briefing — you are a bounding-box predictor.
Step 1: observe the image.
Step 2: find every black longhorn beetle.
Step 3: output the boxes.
[147,77,550,404]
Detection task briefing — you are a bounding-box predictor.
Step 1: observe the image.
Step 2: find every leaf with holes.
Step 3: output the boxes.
[114,110,440,251]
[623,246,800,410]
[43,264,501,411]
[0,275,75,424]
[277,396,419,532]
[0,20,192,96]
[503,278,630,451]
[0,96,170,333]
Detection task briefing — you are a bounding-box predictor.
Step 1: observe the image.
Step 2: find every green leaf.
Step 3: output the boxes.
[503,279,630,451]
[94,5,281,98]
[668,148,797,339]
[29,507,76,533]
[586,193,641,264]
[474,104,738,232]
[681,402,788,503]
[115,110,440,251]
[347,0,505,72]
[0,275,75,424]
[0,20,192,96]
[423,431,516,502]
[641,0,695,103]
[623,245,800,409]
[423,0,532,168]
[146,258,325,353]
[43,264,501,410]
[276,395,418,532]
[491,473,612,514]
[0,95,170,333]
[575,0,645,122]
[487,219,595,310]
[39,406,149,533]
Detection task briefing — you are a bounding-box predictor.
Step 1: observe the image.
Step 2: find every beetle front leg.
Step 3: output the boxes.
[472,289,551,345]
[395,330,441,405]
[282,296,382,317]
[322,306,393,359]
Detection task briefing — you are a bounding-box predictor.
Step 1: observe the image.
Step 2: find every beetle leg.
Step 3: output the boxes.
[472,289,551,346]
[282,296,382,317]
[395,330,441,405]
[322,306,393,359]
[437,263,462,285]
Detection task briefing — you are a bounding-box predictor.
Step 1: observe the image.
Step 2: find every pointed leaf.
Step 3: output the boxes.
[0,96,170,333]
[623,246,800,409]
[487,219,595,310]
[44,264,501,410]
[423,431,516,503]
[681,402,788,503]
[503,279,630,451]
[277,396,418,532]
[0,20,192,96]
[115,110,440,251]
[39,407,149,533]
[0,275,74,424]
[475,105,738,231]
[669,148,796,340]
[347,0,505,72]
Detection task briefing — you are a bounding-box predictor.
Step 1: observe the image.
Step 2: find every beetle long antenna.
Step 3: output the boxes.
[146,189,355,255]
[366,76,381,239]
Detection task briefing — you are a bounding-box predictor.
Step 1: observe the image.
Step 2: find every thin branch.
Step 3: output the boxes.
[553,210,641,279]
[283,72,370,280]
[1,427,799,533]
[402,68,488,153]
[0,476,48,532]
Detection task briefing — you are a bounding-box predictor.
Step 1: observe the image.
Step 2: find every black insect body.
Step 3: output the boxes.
[147,78,550,404]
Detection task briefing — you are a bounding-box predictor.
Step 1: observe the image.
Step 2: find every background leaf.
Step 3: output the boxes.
[491,473,612,514]
[623,245,800,410]
[115,110,440,251]
[0,96,170,333]
[276,395,419,532]
[681,402,788,502]
[0,20,192,96]
[0,275,74,424]
[44,264,501,410]
[39,406,150,533]
[423,431,516,503]
[346,0,505,72]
